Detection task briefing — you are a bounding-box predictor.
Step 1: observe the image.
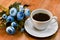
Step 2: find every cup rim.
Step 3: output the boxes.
[31,9,53,23]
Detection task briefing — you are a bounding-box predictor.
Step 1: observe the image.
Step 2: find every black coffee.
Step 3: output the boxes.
[33,13,50,21]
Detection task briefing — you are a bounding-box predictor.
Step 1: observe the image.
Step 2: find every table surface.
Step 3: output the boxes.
[0,0,60,40]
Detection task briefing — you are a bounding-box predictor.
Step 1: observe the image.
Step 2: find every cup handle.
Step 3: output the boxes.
[51,16,57,24]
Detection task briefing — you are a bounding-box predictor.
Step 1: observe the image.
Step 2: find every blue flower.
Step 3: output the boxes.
[10,7,17,17]
[24,8,30,16]
[6,26,15,34]
[6,15,14,22]
[2,14,7,19]
[17,11,24,21]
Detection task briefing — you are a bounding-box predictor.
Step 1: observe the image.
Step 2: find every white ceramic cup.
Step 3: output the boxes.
[31,9,57,31]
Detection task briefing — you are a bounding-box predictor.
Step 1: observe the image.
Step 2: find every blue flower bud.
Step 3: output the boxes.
[10,7,17,17]
[6,15,14,22]
[17,12,24,21]
[24,8,30,16]
[2,14,7,19]
[11,22,18,27]
[6,26,15,34]
[19,5,24,12]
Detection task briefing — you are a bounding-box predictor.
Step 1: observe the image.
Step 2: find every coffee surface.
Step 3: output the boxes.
[33,13,50,21]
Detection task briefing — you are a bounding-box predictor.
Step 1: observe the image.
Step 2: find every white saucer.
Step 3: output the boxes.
[24,18,58,38]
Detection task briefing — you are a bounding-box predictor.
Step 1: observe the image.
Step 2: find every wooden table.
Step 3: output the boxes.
[0,0,60,40]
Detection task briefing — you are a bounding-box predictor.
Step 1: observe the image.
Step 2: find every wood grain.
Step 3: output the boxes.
[0,0,60,40]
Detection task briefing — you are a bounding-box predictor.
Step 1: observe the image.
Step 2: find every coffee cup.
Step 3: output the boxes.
[31,9,57,31]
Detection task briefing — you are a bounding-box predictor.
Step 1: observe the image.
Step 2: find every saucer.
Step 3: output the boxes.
[24,18,58,38]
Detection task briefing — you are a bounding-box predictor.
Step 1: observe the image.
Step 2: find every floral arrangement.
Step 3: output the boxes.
[0,2,30,34]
